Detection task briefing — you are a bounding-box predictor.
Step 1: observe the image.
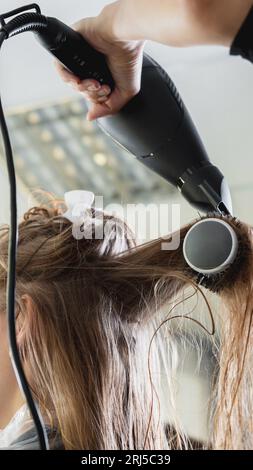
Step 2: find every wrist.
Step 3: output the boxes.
[95,1,146,57]
[98,0,143,42]
[96,1,125,42]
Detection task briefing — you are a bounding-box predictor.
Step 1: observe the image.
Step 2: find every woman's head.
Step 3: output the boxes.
[0,196,180,450]
[0,195,252,450]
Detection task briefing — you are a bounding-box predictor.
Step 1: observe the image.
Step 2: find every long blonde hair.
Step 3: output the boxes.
[0,197,252,450]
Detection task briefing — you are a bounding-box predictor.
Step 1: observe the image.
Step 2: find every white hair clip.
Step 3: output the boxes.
[63,190,95,222]
[63,190,98,240]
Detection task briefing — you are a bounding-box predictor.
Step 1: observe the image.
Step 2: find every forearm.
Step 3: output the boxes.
[113,0,188,44]
[112,0,253,46]
[63,0,253,119]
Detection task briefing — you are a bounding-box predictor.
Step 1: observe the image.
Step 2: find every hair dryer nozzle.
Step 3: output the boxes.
[179,164,233,215]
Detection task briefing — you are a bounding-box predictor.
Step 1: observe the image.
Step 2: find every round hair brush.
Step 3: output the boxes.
[183,217,252,293]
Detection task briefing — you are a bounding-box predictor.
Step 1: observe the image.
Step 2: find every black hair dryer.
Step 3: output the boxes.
[98,54,232,215]
[0,5,232,215]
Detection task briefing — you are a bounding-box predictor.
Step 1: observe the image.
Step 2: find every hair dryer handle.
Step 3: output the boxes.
[36,17,115,90]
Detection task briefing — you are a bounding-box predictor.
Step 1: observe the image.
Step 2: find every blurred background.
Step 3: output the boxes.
[0,0,253,445]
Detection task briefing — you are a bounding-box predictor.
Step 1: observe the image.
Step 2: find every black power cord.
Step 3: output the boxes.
[0,30,48,450]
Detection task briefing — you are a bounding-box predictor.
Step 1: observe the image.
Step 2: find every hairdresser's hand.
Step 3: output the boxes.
[55,3,145,121]
[56,0,253,120]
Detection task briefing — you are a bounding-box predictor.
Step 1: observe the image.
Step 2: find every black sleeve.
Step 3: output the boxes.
[230,7,253,63]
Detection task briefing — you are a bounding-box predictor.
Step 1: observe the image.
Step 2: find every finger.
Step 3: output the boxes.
[102,88,132,114]
[55,61,111,98]
[80,84,111,100]
[87,102,114,121]
[82,93,108,105]
[87,88,133,120]
[80,79,102,92]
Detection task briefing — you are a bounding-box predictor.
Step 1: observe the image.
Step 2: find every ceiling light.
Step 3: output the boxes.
[93,153,108,167]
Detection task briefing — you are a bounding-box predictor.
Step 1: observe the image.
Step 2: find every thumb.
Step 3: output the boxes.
[87,88,131,121]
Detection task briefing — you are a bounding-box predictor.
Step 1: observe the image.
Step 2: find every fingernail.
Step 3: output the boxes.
[97,89,110,97]
[103,86,111,94]
[87,84,101,91]
[98,96,108,103]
